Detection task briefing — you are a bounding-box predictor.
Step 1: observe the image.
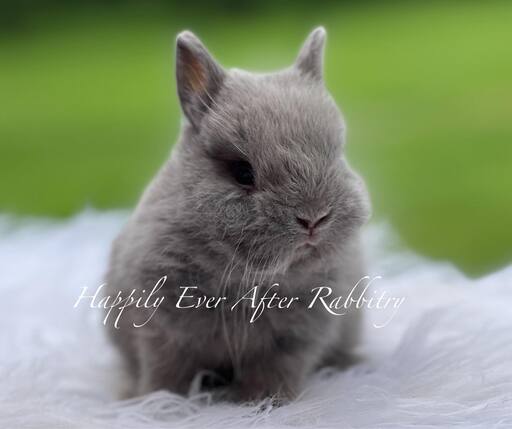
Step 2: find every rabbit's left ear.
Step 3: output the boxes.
[295,27,326,80]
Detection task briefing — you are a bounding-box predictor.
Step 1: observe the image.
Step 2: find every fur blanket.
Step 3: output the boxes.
[1,211,511,428]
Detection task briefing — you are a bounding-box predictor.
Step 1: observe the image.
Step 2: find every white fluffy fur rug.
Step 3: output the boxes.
[1,211,511,428]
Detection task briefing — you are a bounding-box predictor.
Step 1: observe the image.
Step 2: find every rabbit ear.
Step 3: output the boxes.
[176,31,226,129]
[295,27,326,80]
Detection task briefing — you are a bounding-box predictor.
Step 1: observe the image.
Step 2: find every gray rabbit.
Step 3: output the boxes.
[105,27,370,402]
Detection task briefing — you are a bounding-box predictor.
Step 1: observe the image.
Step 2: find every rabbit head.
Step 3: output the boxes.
[172,27,370,275]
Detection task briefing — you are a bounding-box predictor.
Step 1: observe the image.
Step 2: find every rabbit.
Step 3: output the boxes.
[105,26,370,403]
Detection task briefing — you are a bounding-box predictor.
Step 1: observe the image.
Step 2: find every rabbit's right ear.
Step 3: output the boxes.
[295,27,326,81]
[176,31,226,129]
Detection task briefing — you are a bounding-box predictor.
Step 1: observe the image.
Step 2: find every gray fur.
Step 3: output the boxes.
[105,27,371,402]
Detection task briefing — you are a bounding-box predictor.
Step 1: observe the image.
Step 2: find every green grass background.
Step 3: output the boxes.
[1,1,511,276]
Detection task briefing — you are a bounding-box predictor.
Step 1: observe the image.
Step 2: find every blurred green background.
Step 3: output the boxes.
[0,1,511,276]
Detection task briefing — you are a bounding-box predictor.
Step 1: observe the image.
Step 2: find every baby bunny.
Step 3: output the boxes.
[105,27,370,402]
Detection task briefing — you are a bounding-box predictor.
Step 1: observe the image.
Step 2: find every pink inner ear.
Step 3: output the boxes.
[181,47,207,93]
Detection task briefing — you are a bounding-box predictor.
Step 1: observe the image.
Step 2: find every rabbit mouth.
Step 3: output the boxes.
[296,229,324,248]
[300,236,322,247]
[293,239,324,261]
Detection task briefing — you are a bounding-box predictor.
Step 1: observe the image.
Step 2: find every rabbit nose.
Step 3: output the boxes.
[296,211,331,234]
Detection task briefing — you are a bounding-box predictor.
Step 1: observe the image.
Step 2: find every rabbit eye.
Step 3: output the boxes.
[228,160,254,188]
